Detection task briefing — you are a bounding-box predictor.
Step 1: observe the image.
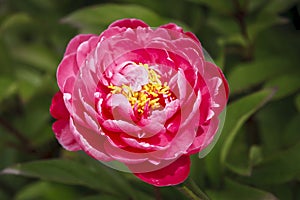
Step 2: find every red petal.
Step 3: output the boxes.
[50,91,69,119]
[134,155,190,186]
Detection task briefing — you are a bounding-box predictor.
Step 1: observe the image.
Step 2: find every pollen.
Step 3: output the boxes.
[108,63,173,115]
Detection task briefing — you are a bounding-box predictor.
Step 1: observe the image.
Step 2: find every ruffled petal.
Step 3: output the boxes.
[109,18,149,29]
[50,91,69,119]
[64,34,95,56]
[160,23,200,44]
[56,53,78,93]
[70,118,112,161]
[134,155,190,186]
[52,119,81,151]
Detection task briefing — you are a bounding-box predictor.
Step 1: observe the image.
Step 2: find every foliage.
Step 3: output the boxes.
[0,0,299,199]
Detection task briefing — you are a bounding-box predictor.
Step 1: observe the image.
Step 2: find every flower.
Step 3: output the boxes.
[50,18,229,186]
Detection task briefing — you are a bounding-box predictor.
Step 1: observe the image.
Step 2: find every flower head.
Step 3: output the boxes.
[50,18,229,186]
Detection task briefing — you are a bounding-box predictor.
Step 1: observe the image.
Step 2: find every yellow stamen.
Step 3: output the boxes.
[108,63,172,114]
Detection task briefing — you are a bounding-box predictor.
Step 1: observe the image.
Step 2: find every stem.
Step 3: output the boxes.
[176,178,210,200]
[232,0,254,61]
[153,186,162,200]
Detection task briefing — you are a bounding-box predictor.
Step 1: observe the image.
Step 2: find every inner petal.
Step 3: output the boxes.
[107,62,176,117]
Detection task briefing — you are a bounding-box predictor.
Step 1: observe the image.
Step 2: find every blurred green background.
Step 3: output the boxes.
[0,0,299,199]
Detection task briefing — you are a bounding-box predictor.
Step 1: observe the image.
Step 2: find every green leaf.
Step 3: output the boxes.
[220,88,276,165]
[264,73,300,100]
[80,195,120,200]
[264,0,298,13]
[295,93,300,112]
[12,44,59,73]
[205,89,275,186]
[1,159,133,199]
[0,13,32,32]
[245,141,300,185]
[249,145,263,167]
[0,39,13,76]
[248,14,285,41]
[0,76,17,103]
[186,0,234,14]
[62,3,169,33]
[15,181,80,200]
[256,98,296,154]
[282,114,300,148]
[207,14,240,36]
[247,0,268,13]
[207,178,278,200]
[225,128,252,176]
[228,58,295,94]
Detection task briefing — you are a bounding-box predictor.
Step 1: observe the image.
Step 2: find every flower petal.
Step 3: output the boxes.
[109,18,149,29]
[52,119,81,151]
[50,91,69,119]
[64,34,95,56]
[56,53,78,93]
[70,118,112,161]
[134,155,190,186]
[160,23,200,44]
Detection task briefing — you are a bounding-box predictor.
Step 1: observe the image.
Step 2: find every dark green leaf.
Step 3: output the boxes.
[228,58,295,94]
[295,93,300,112]
[225,128,252,176]
[249,145,263,167]
[264,73,300,100]
[205,89,275,186]
[282,114,300,148]
[248,14,286,41]
[80,195,120,200]
[186,0,234,14]
[207,178,278,200]
[62,4,170,33]
[264,0,298,13]
[256,98,296,154]
[12,44,59,73]
[1,159,133,198]
[15,181,80,200]
[0,77,17,103]
[245,141,300,185]
[220,88,276,165]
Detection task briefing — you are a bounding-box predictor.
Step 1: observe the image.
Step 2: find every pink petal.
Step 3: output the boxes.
[134,155,190,186]
[50,91,69,119]
[64,34,95,56]
[56,53,78,93]
[52,119,81,151]
[187,117,219,155]
[103,140,149,164]
[70,118,112,161]
[204,62,229,115]
[109,18,149,29]
[76,36,100,70]
[160,23,200,44]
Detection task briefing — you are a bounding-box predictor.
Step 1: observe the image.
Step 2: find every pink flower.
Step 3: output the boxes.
[50,18,229,186]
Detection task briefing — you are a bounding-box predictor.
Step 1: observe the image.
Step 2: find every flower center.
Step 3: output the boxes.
[108,63,173,115]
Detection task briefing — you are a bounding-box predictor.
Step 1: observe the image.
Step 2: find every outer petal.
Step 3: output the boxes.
[50,91,69,119]
[52,119,81,151]
[160,23,200,44]
[109,18,149,29]
[56,53,78,93]
[64,34,95,56]
[134,155,190,186]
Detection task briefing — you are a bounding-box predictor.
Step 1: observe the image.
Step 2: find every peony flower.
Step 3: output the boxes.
[50,18,229,186]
